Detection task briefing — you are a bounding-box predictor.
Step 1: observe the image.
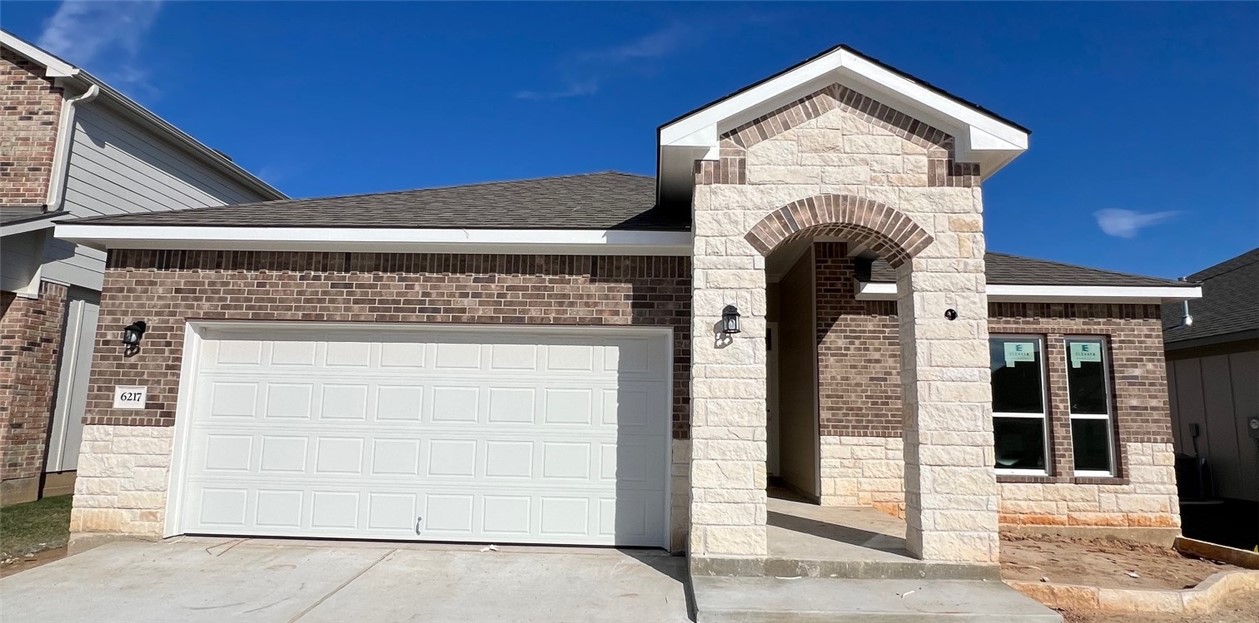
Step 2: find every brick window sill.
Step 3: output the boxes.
[995,474,1131,486]
[1071,476,1129,486]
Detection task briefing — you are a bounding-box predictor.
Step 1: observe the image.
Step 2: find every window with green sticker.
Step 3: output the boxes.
[989,336,1047,473]
[1064,337,1115,475]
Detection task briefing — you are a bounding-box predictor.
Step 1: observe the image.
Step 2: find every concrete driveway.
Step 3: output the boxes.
[0,538,692,622]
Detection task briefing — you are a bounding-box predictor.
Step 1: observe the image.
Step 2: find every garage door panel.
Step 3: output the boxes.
[187,431,665,487]
[367,492,418,531]
[256,489,304,528]
[199,376,654,431]
[265,383,315,419]
[181,328,669,547]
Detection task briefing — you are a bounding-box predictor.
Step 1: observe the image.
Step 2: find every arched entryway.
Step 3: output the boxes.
[688,192,999,566]
[752,195,931,506]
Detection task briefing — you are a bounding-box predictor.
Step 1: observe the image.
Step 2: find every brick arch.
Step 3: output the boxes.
[744,194,932,268]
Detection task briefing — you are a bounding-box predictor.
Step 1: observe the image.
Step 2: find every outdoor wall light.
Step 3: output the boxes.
[122,321,147,347]
[721,305,741,335]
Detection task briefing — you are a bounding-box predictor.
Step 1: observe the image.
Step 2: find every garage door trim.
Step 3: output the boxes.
[162,321,675,547]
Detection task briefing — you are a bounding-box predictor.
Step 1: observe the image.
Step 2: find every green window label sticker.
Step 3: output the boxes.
[1070,342,1102,368]
[1003,342,1036,366]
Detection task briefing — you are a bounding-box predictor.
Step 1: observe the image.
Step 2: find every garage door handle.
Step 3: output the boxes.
[415,516,423,534]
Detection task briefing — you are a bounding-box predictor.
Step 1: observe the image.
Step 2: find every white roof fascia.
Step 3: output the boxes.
[1,31,286,201]
[1,215,62,238]
[0,31,76,77]
[659,47,1028,180]
[855,281,1202,304]
[55,224,694,257]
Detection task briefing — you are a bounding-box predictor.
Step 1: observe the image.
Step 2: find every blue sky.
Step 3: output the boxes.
[5,1,1257,279]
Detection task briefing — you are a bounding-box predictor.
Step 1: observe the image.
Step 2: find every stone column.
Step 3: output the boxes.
[687,184,769,559]
[896,224,1000,564]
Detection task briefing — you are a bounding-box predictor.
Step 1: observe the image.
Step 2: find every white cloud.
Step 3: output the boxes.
[514,80,599,101]
[1093,209,1180,239]
[580,23,693,63]
[517,23,695,101]
[38,1,163,92]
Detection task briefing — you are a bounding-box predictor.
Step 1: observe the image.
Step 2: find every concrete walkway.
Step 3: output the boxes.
[0,538,691,622]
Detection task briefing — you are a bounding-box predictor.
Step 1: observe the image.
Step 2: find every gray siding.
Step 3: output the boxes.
[1169,348,1259,501]
[1,230,45,293]
[44,103,270,289]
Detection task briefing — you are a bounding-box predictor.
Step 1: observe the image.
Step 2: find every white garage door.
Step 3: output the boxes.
[174,326,671,547]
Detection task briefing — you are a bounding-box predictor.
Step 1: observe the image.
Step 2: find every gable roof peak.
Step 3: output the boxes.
[656,44,1030,207]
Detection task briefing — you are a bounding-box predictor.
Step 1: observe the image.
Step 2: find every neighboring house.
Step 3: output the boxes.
[54,44,1201,568]
[0,32,284,506]
[1163,248,1258,548]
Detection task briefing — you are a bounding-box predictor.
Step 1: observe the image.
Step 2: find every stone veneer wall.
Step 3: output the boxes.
[0,282,67,505]
[74,251,694,550]
[814,293,1178,531]
[70,425,174,542]
[691,80,998,563]
[0,47,63,206]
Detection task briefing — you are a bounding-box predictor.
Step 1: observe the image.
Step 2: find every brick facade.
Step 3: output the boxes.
[815,243,900,438]
[0,282,68,505]
[73,250,695,548]
[86,251,692,434]
[809,260,1178,530]
[0,47,62,206]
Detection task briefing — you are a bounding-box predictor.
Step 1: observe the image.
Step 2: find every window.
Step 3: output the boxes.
[989,336,1048,473]
[1065,337,1115,476]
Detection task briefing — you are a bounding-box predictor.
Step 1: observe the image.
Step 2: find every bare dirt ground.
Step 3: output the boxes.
[1061,589,1259,623]
[1001,534,1240,590]
[0,545,68,579]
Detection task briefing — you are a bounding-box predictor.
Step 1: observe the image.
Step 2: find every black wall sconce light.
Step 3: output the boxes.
[721,305,741,335]
[122,320,147,356]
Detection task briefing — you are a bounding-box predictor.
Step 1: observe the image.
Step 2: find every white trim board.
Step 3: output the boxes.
[1,214,63,238]
[55,224,693,256]
[856,281,1201,303]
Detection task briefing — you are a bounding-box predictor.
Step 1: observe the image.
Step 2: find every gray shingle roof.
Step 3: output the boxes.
[1163,248,1259,345]
[68,172,687,231]
[1,206,50,226]
[866,252,1192,288]
[1,207,65,229]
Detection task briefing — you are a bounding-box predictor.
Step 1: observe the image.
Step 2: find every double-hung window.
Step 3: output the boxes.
[1065,337,1115,476]
[989,336,1048,474]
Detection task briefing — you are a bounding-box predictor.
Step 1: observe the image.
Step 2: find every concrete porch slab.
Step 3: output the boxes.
[692,576,1062,623]
[691,494,999,580]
